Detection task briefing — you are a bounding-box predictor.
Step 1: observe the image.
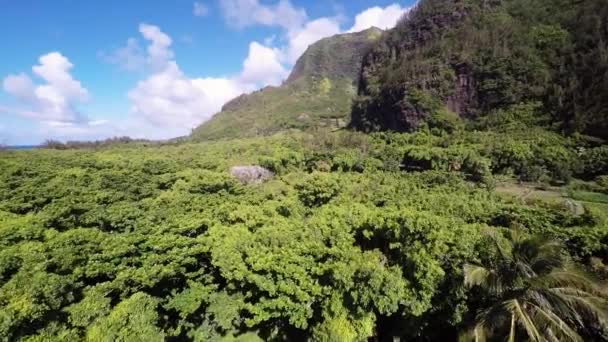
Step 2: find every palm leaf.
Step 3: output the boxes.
[528,302,583,342]
[507,298,543,342]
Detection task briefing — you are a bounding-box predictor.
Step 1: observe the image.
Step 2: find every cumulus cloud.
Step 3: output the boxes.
[219,0,307,32]
[100,38,146,71]
[218,1,408,65]
[139,23,174,70]
[2,52,89,124]
[240,42,288,86]
[348,4,410,32]
[127,24,262,130]
[100,23,175,72]
[193,2,209,17]
[285,17,341,64]
[129,61,250,128]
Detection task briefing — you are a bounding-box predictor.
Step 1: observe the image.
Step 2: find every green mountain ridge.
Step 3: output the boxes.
[193,0,607,142]
[190,27,383,141]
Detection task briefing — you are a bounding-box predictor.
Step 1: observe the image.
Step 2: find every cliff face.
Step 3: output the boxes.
[350,0,477,132]
[191,28,383,141]
[351,0,608,139]
[286,27,382,84]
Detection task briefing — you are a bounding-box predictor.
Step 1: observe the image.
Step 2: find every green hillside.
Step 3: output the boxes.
[191,28,382,141]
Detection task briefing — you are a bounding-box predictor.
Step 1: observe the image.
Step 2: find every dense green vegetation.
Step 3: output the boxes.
[3,0,608,340]
[352,0,608,139]
[191,28,382,141]
[2,103,608,340]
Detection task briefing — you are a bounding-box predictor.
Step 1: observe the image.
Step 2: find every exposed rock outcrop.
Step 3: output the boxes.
[230,166,274,184]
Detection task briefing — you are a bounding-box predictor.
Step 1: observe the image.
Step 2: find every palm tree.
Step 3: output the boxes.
[461,230,608,342]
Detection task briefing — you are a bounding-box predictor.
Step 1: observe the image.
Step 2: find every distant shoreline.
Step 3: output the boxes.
[5,145,39,151]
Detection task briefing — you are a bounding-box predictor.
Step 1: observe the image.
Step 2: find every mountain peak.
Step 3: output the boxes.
[191,29,383,141]
[285,28,383,84]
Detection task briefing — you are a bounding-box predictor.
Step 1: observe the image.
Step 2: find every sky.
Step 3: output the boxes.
[0,0,415,145]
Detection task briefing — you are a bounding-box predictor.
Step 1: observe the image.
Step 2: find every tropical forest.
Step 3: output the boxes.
[1,0,608,341]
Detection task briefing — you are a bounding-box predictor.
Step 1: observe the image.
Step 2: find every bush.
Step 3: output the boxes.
[259,151,304,174]
[462,155,494,187]
[578,146,608,180]
[295,173,341,207]
[518,163,549,183]
[597,176,608,193]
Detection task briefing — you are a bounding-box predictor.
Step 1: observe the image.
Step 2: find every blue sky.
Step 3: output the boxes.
[0,0,415,145]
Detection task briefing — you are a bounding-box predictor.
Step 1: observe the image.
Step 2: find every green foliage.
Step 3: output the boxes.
[295,173,341,207]
[86,292,164,342]
[353,0,608,140]
[577,146,608,180]
[0,127,605,341]
[462,231,608,341]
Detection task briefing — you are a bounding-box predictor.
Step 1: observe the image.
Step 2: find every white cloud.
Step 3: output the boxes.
[139,23,174,70]
[2,52,89,123]
[129,61,250,128]
[219,0,307,32]
[348,4,410,33]
[100,38,146,71]
[127,24,259,130]
[100,23,175,72]
[3,73,35,101]
[193,2,209,17]
[240,42,288,86]
[285,17,341,64]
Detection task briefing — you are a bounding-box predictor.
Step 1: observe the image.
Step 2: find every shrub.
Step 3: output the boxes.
[597,176,608,193]
[295,173,341,207]
[462,155,494,187]
[578,146,608,180]
[518,163,549,182]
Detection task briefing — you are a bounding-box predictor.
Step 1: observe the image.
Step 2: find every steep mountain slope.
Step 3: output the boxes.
[191,28,383,141]
[351,0,608,139]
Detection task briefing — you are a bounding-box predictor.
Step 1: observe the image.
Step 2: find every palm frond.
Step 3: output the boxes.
[528,302,583,342]
[464,263,505,295]
[504,298,543,342]
[464,264,491,287]
[538,270,607,296]
[553,291,608,328]
[462,233,608,341]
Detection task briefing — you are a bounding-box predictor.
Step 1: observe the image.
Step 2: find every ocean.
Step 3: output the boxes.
[5,145,38,151]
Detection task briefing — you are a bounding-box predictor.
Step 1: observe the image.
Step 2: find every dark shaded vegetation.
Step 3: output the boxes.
[352,0,608,140]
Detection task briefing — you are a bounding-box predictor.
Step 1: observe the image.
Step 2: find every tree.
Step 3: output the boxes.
[462,230,608,341]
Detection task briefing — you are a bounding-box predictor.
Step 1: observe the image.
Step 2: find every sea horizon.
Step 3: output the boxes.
[4,145,39,150]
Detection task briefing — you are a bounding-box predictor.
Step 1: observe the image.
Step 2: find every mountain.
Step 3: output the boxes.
[190,27,383,141]
[193,0,607,142]
[351,0,608,139]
